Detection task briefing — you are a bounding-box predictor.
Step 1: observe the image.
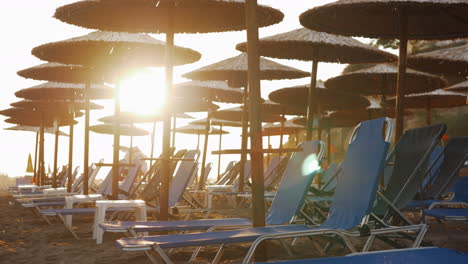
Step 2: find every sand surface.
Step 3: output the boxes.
[1,191,467,264]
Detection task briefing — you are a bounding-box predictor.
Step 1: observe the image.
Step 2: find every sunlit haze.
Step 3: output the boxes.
[1,1,353,178]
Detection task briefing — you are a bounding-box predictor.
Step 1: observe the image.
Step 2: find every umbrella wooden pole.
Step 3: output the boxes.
[111,80,122,200]
[306,48,319,141]
[52,120,59,188]
[197,134,200,149]
[395,9,408,142]
[246,0,265,228]
[160,26,175,221]
[239,89,248,193]
[34,131,39,184]
[279,114,285,154]
[199,113,211,190]
[267,135,271,165]
[327,128,331,165]
[426,97,432,126]
[39,118,45,186]
[217,124,223,180]
[129,123,134,164]
[67,111,74,193]
[149,121,157,168]
[172,116,177,149]
[83,80,91,195]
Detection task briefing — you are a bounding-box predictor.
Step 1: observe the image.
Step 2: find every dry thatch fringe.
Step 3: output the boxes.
[32,31,201,67]
[54,0,283,34]
[268,84,370,111]
[17,62,102,83]
[236,28,397,63]
[324,64,448,95]
[10,99,103,111]
[173,81,243,104]
[262,119,305,136]
[183,53,309,86]
[212,106,286,123]
[174,124,229,135]
[445,79,468,92]
[246,100,306,115]
[0,108,84,119]
[408,44,468,76]
[4,117,78,127]
[5,125,69,136]
[190,118,242,127]
[299,0,468,40]
[90,124,149,136]
[15,82,113,100]
[98,112,193,124]
[386,89,467,108]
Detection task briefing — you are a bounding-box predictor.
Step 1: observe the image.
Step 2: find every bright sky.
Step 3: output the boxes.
[0,0,353,179]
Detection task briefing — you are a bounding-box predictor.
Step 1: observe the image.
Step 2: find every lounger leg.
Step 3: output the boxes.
[307,237,325,256]
[362,234,376,252]
[36,209,52,225]
[211,244,225,264]
[279,239,293,257]
[412,224,428,248]
[57,213,79,240]
[151,244,174,264]
[189,246,202,262]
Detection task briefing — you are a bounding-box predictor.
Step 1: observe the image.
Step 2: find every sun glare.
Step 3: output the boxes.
[118,69,166,115]
[301,154,322,176]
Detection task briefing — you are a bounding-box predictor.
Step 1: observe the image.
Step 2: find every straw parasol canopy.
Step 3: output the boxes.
[54,0,284,34]
[445,80,468,93]
[5,125,69,136]
[407,44,468,77]
[11,100,103,111]
[254,100,307,116]
[15,82,113,100]
[0,108,83,119]
[386,89,467,109]
[324,64,448,95]
[173,81,243,103]
[262,119,305,136]
[32,31,201,67]
[90,124,149,136]
[182,53,309,87]
[212,106,286,123]
[191,118,242,127]
[269,84,370,111]
[236,28,397,63]
[167,98,220,113]
[5,117,78,127]
[98,112,193,124]
[174,124,229,135]
[17,62,106,84]
[299,0,468,40]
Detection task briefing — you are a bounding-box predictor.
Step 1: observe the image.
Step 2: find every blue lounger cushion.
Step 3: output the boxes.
[40,207,155,216]
[116,225,311,250]
[424,208,468,220]
[100,218,252,232]
[254,248,468,264]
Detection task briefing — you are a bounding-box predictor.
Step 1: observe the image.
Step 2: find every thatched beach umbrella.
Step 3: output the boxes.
[236,27,396,139]
[32,30,200,199]
[407,43,468,77]
[184,53,307,197]
[325,64,448,95]
[300,0,468,141]
[263,119,305,147]
[90,124,149,137]
[212,106,286,123]
[386,89,467,125]
[445,80,468,93]
[54,0,284,224]
[16,65,113,192]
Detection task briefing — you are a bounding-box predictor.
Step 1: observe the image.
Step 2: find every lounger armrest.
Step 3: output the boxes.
[428,202,468,210]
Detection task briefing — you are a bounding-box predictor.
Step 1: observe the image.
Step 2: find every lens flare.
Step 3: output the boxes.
[301,154,321,176]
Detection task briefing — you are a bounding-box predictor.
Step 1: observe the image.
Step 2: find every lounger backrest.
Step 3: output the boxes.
[267,140,324,225]
[425,137,468,199]
[120,163,141,194]
[168,150,200,207]
[199,162,212,187]
[321,163,340,192]
[452,177,468,202]
[380,124,446,210]
[97,168,114,194]
[59,167,69,187]
[215,161,238,185]
[233,160,251,189]
[421,146,445,189]
[321,118,390,230]
[88,161,103,189]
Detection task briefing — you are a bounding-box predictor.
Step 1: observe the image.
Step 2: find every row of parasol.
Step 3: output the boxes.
[1,0,467,227]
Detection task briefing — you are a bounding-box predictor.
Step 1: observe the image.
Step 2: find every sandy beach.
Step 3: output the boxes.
[1,190,467,264]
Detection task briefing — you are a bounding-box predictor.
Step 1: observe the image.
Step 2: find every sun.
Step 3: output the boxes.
[118,69,166,115]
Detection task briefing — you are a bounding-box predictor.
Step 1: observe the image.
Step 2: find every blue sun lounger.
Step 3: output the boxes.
[100,141,325,244]
[116,118,421,264]
[404,137,468,210]
[40,150,200,240]
[254,247,468,264]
